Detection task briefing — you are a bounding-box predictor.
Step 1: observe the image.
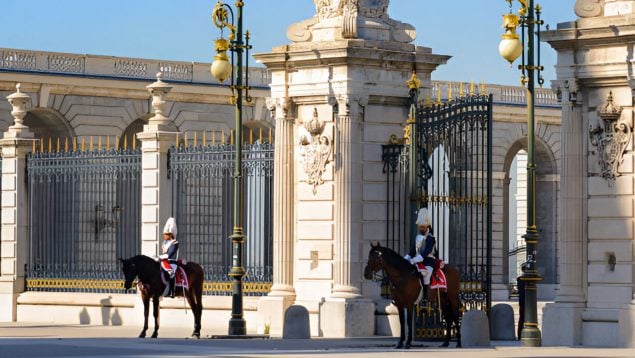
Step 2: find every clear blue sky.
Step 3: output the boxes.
[0,0,576,86]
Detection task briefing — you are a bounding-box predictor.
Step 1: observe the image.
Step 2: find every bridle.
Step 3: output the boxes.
[366,249,386,282]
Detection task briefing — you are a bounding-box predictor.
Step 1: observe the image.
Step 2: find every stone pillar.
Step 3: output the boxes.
[0,84,36,322]
[321,96,374,337]
[258,97,296,336]
[138,73,178,256]
[332,95,362,298]
[542,80,586,346]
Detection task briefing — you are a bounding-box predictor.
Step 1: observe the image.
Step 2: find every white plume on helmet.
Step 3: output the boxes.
[415,208,431,226]
[163,217,178,238]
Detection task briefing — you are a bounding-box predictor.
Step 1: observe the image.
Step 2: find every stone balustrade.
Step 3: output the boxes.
[0,48,271,87]
[0,48,559,106]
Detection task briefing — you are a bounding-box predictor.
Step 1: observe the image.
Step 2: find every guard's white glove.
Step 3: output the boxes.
[158,253,168,260]
[404,254,412,264]
[151,255,160,262]
[411,254,424,264]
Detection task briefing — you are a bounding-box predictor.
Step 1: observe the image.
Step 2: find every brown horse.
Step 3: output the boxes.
[364,242,462,348]
[119,255,204,339]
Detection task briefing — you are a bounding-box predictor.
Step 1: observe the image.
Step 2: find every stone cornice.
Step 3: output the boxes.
[544,18,635,49]
[0,73,268,105]
[255,42,449,72]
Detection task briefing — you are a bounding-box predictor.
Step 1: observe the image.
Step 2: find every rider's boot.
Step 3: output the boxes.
[169,276,176,298]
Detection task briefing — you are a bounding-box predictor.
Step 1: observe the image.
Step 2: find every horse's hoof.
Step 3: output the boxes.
[394,342,404,349]
[151,333,158,339]
[138,333,146,339]
[192,332,200,339]
[440,342,449,348]
[456,343,462,349]
[404,342,411,349]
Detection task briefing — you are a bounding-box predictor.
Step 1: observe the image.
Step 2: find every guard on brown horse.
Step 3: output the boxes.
[120,221,205,340]
[364,242,462,349]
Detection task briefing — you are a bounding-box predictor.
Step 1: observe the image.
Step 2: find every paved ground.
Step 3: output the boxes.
[1,323,635,358]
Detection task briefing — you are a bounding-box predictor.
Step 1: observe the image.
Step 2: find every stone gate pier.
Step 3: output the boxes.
[255,0,448,336]
[544,0,635,347]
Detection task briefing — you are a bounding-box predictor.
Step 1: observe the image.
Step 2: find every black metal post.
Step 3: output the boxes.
[407,84,419,246]
[228,0,246,336]
[519,0,542,347]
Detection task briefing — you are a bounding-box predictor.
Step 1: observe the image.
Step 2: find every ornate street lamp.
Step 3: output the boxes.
[210,0,252,336]
[498,0,544,347]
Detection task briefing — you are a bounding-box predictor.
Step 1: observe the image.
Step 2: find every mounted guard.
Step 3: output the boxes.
[404,208,440,297]
[159,217,179,298]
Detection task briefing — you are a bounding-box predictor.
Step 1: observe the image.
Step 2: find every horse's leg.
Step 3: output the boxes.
[150,296,160,338]
[404,305,413,349]
[454,297,462,348]
[139,293,149,338]
[441,296,452,347]
[439,294,451,347]
[185,288,200,338]
[395,307,405,349]
[195,284,203,337]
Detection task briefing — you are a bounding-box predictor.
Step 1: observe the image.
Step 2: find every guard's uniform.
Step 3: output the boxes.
[159,217,179,297]
[404,208,436,285]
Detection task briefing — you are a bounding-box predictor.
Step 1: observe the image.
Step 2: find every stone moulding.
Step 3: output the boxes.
[589,91,631,181]
[299,108,332,194]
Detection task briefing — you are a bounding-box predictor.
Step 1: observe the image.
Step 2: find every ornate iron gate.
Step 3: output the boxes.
[26,145,141,293]
[382,93,493,340]
[169,141,274,296]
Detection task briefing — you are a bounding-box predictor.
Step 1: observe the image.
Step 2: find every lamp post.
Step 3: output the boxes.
[498,0,543,347]
[210,0,252,336]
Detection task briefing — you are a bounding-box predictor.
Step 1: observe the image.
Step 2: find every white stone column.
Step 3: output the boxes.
[322,95,374,337]
[138,73,178,256]
[0,84,36,322]
[543,80,585,346]
[258,97,296,336]
[332,95,362,298]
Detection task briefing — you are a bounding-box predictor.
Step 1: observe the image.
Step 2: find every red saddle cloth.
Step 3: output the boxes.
[430,268,447,291]
[161,263,189,290]
[416,259,447,291]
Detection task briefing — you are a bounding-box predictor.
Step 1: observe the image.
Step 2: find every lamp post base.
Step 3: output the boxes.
[228,318,247,336]
[521,326,542,347]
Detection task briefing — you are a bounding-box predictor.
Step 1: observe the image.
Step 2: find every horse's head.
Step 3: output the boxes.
[364,242,383,280]
[119,258,137,290]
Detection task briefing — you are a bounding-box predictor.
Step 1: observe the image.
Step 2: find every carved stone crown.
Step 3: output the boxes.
[305,108,325,136]
[598,91,622,121]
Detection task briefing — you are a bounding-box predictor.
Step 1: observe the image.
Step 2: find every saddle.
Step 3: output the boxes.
[415,259,447,291]
[160,261,189,292]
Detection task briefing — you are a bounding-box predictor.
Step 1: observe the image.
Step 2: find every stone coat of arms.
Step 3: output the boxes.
[299,108,332,194]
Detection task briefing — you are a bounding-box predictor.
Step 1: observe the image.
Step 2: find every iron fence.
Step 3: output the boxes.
[169,142,274,296]
[382,94,493,340]
[26,147,141,293]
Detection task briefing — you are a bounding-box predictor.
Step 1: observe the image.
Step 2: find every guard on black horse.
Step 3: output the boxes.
[404,208,437,299]
[158,217,179,298]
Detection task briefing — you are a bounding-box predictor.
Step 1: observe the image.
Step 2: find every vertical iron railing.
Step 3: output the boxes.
[26,145,141,293]
[169,141,273,296]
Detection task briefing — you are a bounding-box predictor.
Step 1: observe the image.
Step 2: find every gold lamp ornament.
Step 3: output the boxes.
[211,38,232,83]
[498,13,522,65]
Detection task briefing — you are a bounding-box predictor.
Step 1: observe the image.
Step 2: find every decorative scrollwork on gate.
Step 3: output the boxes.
[299,108,332,195]
[589,91,631,182]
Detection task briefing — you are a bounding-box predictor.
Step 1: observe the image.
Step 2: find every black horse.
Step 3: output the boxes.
[119,255,204,338]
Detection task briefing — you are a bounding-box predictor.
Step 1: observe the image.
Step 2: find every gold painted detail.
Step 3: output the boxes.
[26,278,125,291]
[459,281,484,293]
[407,71,421,91]
[26,278,272,294]
[418,194,488,206]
